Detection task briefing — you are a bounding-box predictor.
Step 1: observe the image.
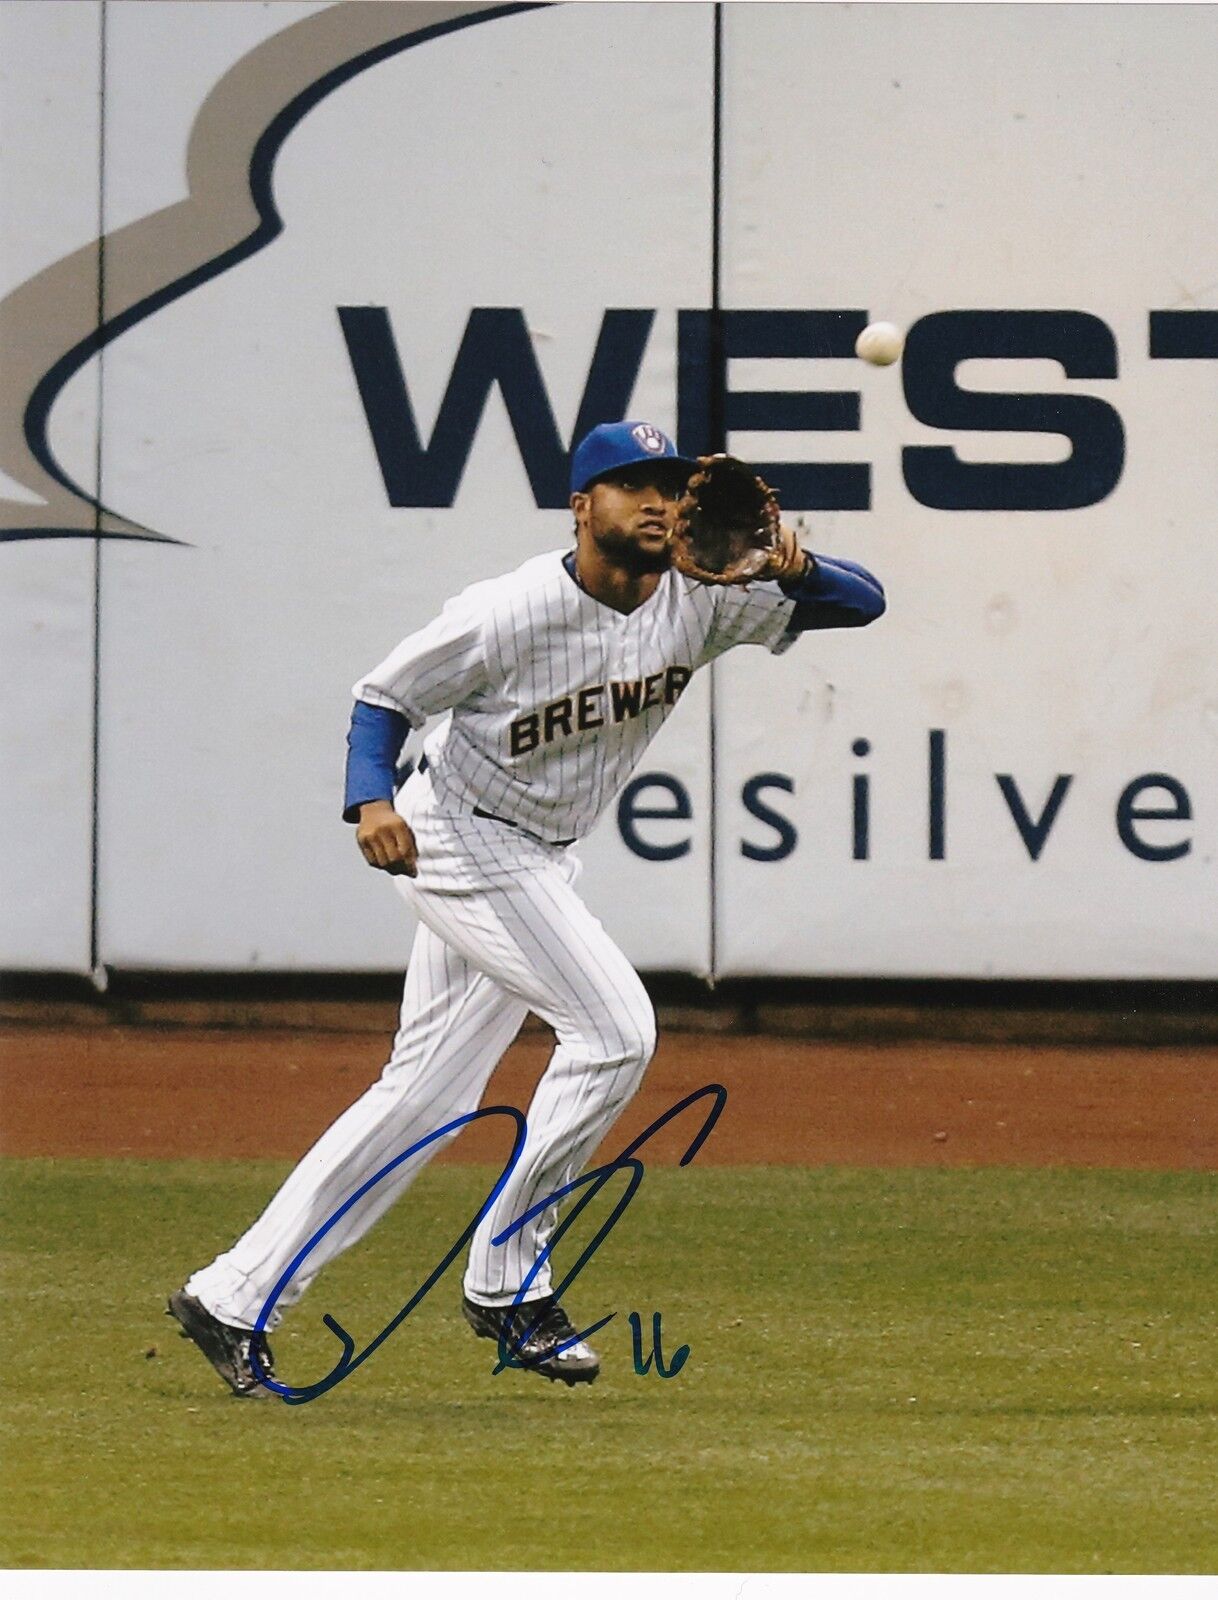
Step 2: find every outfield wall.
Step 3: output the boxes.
[2,2,1215,979]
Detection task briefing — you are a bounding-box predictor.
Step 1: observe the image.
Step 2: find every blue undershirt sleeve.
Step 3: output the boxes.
[343,700,411,823]
[779,553,887,632]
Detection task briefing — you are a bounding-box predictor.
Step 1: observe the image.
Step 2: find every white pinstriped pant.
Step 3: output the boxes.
[186,775,656,1331]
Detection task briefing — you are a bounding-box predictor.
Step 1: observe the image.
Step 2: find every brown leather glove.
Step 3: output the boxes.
[670,454,783,585]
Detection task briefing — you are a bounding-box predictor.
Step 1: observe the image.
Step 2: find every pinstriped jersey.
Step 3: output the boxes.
[352,548,798,843]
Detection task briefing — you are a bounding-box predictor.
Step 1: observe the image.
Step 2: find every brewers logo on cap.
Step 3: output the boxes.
[631,424,667,454]
[569,419,689,494]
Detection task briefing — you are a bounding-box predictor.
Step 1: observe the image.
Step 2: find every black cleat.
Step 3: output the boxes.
[462,1294,601,1387]
[166,1288,278,1399]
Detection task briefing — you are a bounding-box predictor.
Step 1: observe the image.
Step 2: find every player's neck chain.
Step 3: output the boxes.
[563,549,590,595]
[562,549,666,619]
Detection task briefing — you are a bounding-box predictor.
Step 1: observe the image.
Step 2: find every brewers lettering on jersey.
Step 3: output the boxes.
[168,420,886,1397]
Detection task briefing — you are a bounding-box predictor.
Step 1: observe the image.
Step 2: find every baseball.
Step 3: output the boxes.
[855,321,905,366]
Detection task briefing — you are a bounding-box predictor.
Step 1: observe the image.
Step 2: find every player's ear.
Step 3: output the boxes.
[570,491,589,526]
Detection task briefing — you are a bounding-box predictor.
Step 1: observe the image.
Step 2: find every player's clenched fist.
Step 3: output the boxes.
[356,800,418,876]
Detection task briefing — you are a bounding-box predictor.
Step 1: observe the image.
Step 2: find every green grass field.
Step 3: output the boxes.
[2,1158,1215,1571]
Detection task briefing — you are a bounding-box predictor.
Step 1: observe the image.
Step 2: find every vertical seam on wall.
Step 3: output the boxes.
[90,0,108,980]
[707,0,724,986]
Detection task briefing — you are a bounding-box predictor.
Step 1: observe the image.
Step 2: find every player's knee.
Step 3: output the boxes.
[562,990,656,1077]
[638,1006,659,1066]
[613,1000,657,1073]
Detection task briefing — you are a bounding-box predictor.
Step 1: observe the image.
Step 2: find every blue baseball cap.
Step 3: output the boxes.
[569,420,692,496]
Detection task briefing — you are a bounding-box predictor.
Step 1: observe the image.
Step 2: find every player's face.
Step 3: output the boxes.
[572,461,687,575]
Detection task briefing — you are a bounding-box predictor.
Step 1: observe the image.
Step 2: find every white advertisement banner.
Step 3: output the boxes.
[1,2,1214,978]
[714,3,1217,977]
[90,0,713,970]
[0,2,102,970]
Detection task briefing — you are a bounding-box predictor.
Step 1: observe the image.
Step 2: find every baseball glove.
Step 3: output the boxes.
[670,454,783,586]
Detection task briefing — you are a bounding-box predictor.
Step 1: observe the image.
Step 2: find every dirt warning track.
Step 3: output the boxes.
[2,1025,1215,1170]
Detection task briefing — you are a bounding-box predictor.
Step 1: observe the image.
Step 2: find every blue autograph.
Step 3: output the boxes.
[251,1081,727,1403]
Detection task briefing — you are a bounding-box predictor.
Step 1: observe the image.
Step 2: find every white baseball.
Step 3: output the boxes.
[855,321,905,366]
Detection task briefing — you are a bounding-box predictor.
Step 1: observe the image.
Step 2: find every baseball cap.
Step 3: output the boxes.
[569,420,692,496]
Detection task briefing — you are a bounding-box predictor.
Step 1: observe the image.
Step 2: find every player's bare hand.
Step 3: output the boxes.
[766,522,809,583]
[356,800,418,877]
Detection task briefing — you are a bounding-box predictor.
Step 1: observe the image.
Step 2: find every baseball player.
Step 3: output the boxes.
[168,420,885,1396]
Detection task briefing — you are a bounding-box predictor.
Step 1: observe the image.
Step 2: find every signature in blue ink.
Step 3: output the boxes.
[251,1081,727,1402]
[629,1310,690,1379]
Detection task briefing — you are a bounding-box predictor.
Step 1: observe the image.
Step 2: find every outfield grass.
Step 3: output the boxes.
[1,1158,1215,1571]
